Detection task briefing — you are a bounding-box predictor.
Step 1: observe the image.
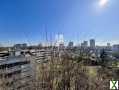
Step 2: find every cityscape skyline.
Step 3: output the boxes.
[0,0,119,46]
[2,38,119,47]
[1,34,119,47]
[0,1,119,90]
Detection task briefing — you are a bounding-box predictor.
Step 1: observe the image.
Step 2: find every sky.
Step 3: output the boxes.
[0,0,119,46]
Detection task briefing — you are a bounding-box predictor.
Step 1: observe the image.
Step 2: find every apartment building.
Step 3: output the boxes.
[0,51,33,90]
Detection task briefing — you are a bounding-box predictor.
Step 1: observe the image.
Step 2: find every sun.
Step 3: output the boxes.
[93,0,109,14]
[99,0,109,8]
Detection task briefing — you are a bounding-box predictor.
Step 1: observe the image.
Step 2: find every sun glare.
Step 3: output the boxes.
[99,0,108,8]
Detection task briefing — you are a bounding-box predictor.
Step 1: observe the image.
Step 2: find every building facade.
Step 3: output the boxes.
[0,53,33,90]
[90,39,95,49]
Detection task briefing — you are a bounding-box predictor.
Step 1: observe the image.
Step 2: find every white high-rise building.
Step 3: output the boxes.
[55,34,64,46]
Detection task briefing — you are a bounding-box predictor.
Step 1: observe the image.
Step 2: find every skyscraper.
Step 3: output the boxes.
[107,43,111,47]
[81,41,88,48]
[68,41,73,48]
[55,34,64,46]
[83,41,88,47]
[106,43,111,50]
[90,39,95,48]
[113,44,119,52]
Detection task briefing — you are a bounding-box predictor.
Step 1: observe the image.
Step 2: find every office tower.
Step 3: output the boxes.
[81,41,88,48]
[68,41,74,48]
[113,44,119,52]
[90,39,95,48]
[107,43,110,47]
[55,34,64,46]
[106,43,111,50]
[81,43,84,47]
[83,41,88,47]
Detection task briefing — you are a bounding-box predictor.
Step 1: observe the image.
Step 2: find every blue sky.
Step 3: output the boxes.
[0,0,119,46]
